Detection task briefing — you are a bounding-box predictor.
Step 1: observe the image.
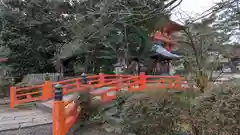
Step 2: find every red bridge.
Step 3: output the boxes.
[9,73,190,135]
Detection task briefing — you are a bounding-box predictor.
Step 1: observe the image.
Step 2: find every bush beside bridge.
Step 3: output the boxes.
[72,83,240,135]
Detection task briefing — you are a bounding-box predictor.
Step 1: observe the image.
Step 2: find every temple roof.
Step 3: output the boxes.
[153,32,176,44]
[161,20,185,34]
[153,19,184,45]
[150,44,182,60]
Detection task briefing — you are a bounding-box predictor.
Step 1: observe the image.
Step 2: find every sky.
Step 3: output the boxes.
[171,0,239,43]
[171,0,221,23]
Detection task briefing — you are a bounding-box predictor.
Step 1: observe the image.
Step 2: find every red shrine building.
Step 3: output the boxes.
[149,20,184,75]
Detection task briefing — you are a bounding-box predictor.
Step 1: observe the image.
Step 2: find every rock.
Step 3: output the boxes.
[104,127,115,133]
[104,106,119,116]
[99,101,118,111]
[105,116,123,125]
[102,105,123,125]
[127,133,137,135]
[102,123,123,134]
[102,124,115,133]
[114,126,122,134]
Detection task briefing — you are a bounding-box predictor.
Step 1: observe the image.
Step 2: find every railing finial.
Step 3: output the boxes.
[54,83,63,101]
[52,83,65,135]
[45,73,50,81]
[81,73,87,84]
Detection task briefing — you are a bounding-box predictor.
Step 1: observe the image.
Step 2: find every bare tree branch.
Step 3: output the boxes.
[164,0,179,9]
[169,0,183,11]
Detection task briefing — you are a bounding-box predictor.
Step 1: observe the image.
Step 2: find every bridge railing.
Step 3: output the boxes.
[9,73,135,108]
[146,75,187,90]
[9,73,188,108]
[52,74,141,135]
[52,83,87,135]
[52,73,189,135]
[91,75,140,102]
[10,74,101,108]
[9,72,190,135]
[10,84,43,108]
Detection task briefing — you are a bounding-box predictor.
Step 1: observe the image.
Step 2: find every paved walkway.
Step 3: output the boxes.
[0,105,52,132]
[0,98,10,105]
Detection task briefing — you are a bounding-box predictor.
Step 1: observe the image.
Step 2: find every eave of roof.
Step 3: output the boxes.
[163,20,185,34]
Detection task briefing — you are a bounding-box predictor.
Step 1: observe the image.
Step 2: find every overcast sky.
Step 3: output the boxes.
[171,0,221,23]
[171,0,240,43]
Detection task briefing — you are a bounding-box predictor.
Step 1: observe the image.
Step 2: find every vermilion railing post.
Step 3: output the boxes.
[159,79,165,89]
[76,79,80,89]
[174,74,182,89]
[10,86,16,108]
[42,80,53,100]
[139,72,147,90]
[99,72,105,86]
[53,84,65,135]
[117,74,122,90]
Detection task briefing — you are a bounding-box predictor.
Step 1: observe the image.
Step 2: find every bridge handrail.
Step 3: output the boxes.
[52,73,189,135]
[9,72,190,135]
[10,74,102,108]
[52,74,143,135]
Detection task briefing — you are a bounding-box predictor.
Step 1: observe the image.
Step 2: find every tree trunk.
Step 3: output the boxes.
[84,53,89,73]
[229,59,238,72]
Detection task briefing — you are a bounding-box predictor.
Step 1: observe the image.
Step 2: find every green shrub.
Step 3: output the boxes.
[0,77,14,97]
[120,90,188,135]
[191,82,240,135]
